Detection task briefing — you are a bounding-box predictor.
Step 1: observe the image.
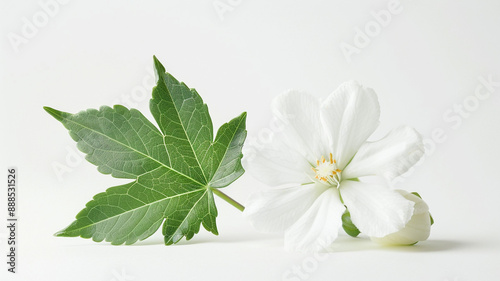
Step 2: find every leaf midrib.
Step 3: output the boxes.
[208,113,246,185]
[64,116,205,186]
[160,81,209,184]
[164,188,211,244]
[65,188,206,234]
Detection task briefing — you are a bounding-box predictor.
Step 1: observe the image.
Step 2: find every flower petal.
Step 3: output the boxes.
[342,126,424,180]
[284,188,345,252]
[320,81,380,169]
[272,90,329,163]
[244,184,328,233]
[244,132,311,186]
[340,180,414,237]
[371,190,431,245]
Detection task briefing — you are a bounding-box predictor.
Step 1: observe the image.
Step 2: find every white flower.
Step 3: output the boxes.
[371,190,432,245]
[244,81,425,252]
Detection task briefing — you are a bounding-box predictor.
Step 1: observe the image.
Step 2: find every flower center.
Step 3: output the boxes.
[312,153,342,186]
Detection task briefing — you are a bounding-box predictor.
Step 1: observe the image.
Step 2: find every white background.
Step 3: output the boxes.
[1,0,500,280]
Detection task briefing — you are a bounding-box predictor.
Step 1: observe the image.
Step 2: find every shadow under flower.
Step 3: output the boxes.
[323,235,466,253]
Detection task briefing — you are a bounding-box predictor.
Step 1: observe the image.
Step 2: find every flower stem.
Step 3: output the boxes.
[212,189,245,212]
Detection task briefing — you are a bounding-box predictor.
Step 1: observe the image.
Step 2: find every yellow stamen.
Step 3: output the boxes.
[312,153,342,186]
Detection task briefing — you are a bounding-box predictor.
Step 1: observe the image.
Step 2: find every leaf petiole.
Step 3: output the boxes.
[212,188,245,212]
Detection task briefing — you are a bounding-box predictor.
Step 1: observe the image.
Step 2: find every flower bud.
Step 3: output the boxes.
[371,190,432,245]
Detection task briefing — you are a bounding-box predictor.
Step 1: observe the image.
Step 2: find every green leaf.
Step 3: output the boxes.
[45,57,247,245]
[341,208,360,237]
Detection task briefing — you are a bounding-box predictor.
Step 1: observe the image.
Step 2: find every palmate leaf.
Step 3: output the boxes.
[44,57,247,245]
